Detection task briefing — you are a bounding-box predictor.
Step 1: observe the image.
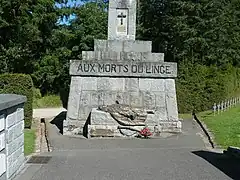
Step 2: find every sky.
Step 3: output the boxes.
[56,0,85,25]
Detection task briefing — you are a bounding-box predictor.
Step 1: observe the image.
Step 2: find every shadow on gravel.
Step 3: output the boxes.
[192,150,240,180]
[50,111,66,134]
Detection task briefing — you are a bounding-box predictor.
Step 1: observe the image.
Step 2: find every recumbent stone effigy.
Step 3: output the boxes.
[64,0,182,137]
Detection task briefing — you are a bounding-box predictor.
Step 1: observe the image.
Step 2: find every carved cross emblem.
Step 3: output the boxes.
[117,12,126,25]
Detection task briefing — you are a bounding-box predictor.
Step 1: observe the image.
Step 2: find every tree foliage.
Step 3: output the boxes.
[138,0,240,112]
[1,0,240,113]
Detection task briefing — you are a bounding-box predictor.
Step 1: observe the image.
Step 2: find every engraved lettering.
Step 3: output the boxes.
[160,65,165,74]
[153,65,160,73]
[117,64,123,72]
[105,64,111,72]
[131,65,137,73]
[146,65,151,73]
[98,64,104,72]
[111,64,117,73]
[166,66,171,74]
[123,65,128,72]
[84,64,90,72]
[77,64,83,72]
[90,64,95,72]
[138,65,143,73]
[74,61,176,77]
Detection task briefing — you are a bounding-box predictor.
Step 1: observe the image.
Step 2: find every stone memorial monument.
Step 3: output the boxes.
[64,0,181,138]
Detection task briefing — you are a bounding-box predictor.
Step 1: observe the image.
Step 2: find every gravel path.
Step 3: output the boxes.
[33,108,66,119]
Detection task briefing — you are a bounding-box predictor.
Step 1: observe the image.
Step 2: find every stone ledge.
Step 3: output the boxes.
[94,39,152,52]
[0,94,26,112]
[81,51,164,62]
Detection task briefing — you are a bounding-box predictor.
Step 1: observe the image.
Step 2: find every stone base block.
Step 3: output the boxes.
[159,121,182,133]
[88,125,121,138]
[91,108,118,125]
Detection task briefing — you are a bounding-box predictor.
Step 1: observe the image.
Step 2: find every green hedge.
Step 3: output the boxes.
[177,63,240,113]
[0,74,33,128]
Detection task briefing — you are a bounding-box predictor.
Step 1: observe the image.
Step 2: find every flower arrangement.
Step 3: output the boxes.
[139,127,152,138]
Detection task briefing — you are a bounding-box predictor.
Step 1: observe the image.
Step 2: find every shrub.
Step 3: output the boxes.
[0,74,33,128]
[176,63,240,113]
[33,88,42,99]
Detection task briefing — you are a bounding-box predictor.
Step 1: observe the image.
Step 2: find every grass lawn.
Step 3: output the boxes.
[33,95,62,109]
[199,106,240,148]
[24,128,36,155]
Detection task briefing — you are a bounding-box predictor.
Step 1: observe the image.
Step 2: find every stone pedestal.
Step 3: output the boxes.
[64,39,181,137]
[64,0,181,138]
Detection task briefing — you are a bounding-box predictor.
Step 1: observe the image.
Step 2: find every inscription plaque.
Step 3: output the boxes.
[70,60,177,78]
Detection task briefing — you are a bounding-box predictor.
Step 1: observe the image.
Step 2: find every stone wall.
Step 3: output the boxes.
[0,94,26,180]
[65,76,179,135]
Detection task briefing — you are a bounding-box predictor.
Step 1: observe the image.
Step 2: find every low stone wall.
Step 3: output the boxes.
[0,94,26,180]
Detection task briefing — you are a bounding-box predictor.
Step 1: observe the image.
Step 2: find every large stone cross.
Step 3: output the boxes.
[108,0,136,40]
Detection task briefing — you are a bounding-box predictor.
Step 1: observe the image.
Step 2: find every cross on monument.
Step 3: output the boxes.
[108,0,136,40]
[117,12,126,25]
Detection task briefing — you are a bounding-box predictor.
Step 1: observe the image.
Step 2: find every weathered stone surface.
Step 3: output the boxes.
[0,154,6,177]
[79,91,91,106]
[159,121,182,133]
[7,153,24,179]
[94,40,107,51]
[118,128,138,137]
[82,51,164,62]
[165,79,176,93]
[90,92,99,106]
[0,133,5,151]
[155,92,166,107]
[120,52,141,61]
[91,108,118,125]
[97,104,147,126]
[94,40,152,53]
[88,125,118,137]
[5,111,16,129]
[0,115,5,132]
[155,107,168,121]
[166,93,178,121]
[142,91,156,110]
[16,108,24,123]
[129,91,143,107]
[78,105,92,121]
[101,92,116,105]
[123,41,152,52]
[139,79,165,92]
[66,77,82,120]
[107,40,124,52]
[152,53,164,62]
[145,114,158,125]
[81,77,97,90]
[12,146,23,161]
[6,121,24,144]
[125,78,139,91]
[97,78,125,91]
[115,92,129,105]
[6,134,24,156]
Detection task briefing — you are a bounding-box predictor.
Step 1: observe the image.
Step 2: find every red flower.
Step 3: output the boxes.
[139,127,152,137]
